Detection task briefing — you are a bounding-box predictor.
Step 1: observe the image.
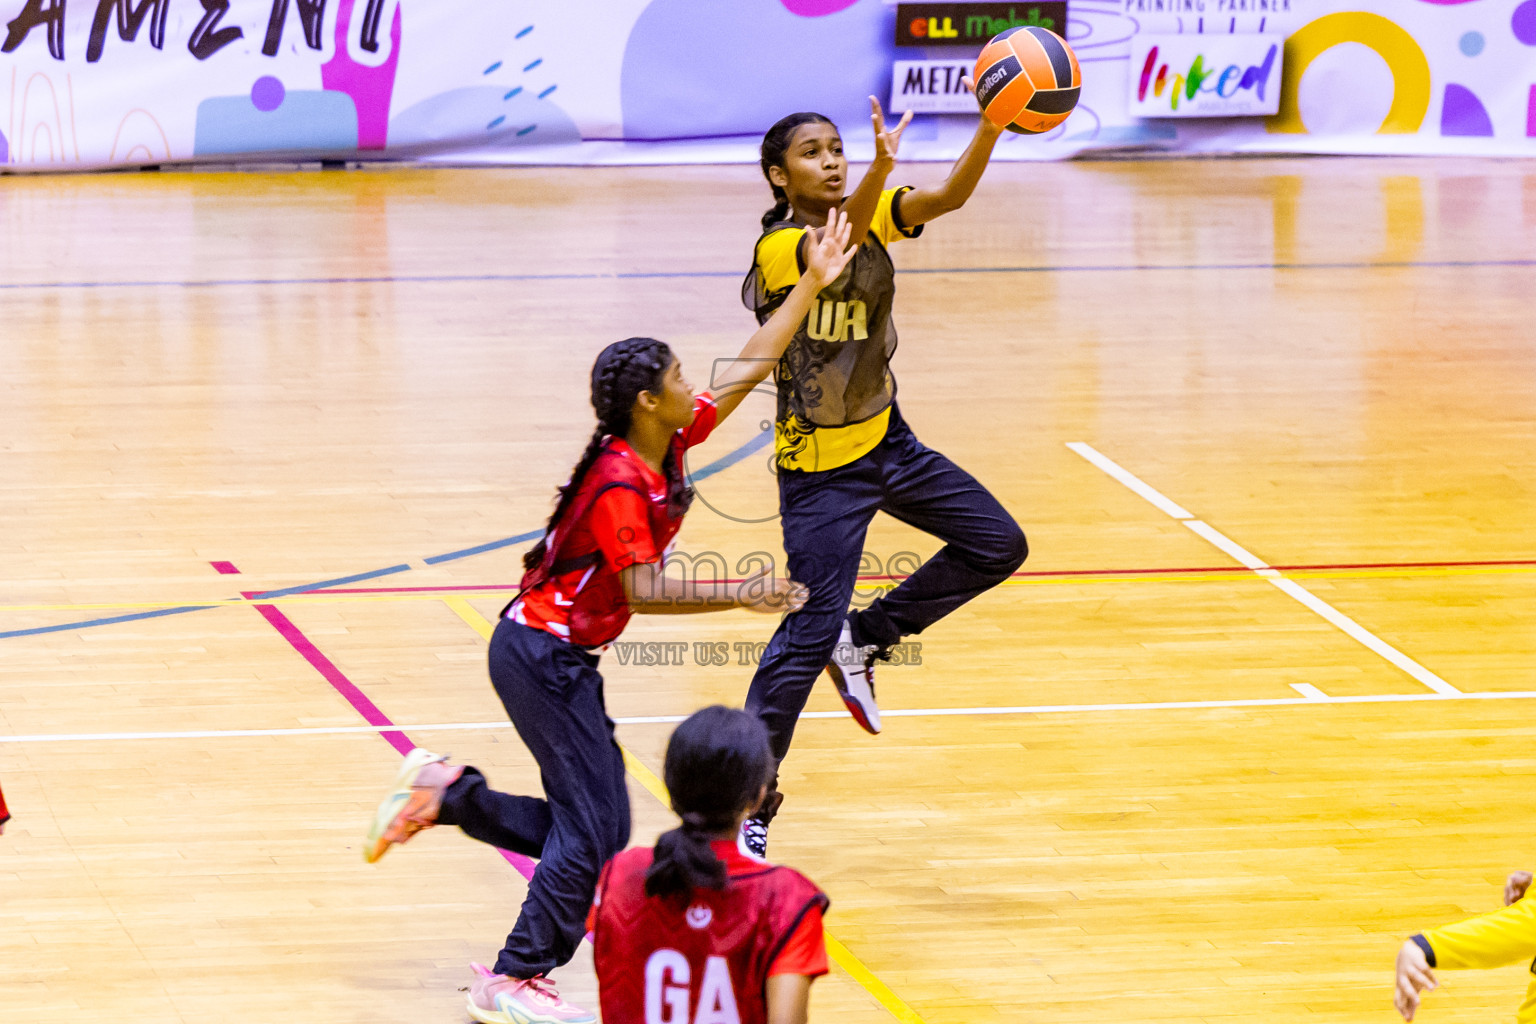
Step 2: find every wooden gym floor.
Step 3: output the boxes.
[2,156,1534,1023]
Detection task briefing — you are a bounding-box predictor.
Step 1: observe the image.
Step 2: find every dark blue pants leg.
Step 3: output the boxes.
[851,414,1027,649]
[745,459,882,763]
[438,619,630,979]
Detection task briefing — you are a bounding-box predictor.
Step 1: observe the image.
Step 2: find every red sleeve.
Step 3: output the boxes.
[0,781,9,826]
[768,904,828,978]
[586,487,659,571]
[677,391,719,450]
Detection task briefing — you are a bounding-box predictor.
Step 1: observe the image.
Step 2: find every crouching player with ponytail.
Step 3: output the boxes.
[591,706,829,1024]
[361,213,855,1024]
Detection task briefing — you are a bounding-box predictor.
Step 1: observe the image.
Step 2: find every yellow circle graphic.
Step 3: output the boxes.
[1267,11,1431,135]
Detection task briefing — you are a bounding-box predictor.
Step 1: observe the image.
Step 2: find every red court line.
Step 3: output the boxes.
[249,600,538,881]
[303,556,1536,595]
[312,584,519,594]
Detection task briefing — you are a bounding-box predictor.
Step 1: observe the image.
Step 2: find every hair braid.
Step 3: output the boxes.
[522,337,675,573]
[645,706,773,900]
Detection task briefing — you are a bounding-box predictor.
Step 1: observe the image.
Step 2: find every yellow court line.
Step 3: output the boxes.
[440,596,930,1024]
[5,563,1534,616]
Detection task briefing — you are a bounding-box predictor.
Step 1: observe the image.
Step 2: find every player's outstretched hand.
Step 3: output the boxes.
[869,96,913,166]
[1394,938,1437,1022]
[805,206,855,283]
[1506,870,1532,905]
[739,564,809,615]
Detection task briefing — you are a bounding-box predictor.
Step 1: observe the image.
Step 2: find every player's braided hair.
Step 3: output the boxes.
[758,111,835,231]
[646,706,774,900]
[522,337,675,573]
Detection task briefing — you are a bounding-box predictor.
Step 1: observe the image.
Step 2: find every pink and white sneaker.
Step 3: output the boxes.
[467,963,596,1024]
[362,747,462,864]
[825,617,882,734]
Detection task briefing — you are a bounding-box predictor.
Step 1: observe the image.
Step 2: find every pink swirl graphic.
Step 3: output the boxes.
[779,0,861,15]
[320,0,402,150]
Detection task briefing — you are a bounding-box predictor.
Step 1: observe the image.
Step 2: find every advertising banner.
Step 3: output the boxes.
[893,3,1069,46]
[1129,33,1282,117]
[890,58,977,113]
[2,0,1535,172]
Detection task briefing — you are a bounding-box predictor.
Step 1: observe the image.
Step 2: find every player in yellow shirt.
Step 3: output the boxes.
[735,95,1027,855]
[1395,868,1536,1021]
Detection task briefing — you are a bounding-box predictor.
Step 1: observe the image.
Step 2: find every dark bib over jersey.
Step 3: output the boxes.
[742,187,923,472]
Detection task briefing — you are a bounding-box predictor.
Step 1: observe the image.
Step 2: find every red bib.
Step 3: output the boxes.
[591,846,828,1024]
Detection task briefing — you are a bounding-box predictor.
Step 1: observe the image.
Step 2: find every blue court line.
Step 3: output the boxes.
[424,531,542,566]
[2,258,1531,293]
[0,604,218,639]
[1,432,774,639]
[244,564,414,600]
[422,428,774,567]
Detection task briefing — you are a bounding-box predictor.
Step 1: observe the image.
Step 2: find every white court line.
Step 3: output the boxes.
[1066,442,1194,520]
[1068,442,1462,697]
[7,689,1536,744]
[1184,519,1268,571]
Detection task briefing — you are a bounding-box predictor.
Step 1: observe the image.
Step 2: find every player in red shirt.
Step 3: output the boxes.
[0,780,9,834]
[361,211,855,1024]
[590,705,828,1024]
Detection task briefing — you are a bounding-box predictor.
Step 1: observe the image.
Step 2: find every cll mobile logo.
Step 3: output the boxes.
[895,3,1066,47]
[1136,42,1278,112]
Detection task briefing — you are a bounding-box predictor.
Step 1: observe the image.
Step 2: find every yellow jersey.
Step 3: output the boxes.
[1420,893,1536,1023]
[747,187,922,472]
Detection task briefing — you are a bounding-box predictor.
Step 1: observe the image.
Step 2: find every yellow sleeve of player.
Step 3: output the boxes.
[868,187,923,247]
[755,227,807,294]
[1424,896,1536,970]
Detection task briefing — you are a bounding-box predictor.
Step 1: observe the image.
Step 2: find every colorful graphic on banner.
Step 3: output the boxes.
[1130,34,1281,117]
[1,0,1534,170]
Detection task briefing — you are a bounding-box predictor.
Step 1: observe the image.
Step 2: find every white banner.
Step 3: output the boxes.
[2,0,1534,171]
[1128,33,1282,118]
[890,59,976,113]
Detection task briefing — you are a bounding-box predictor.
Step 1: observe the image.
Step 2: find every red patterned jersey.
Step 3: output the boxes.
[590,841,829,1024]
[508,392,717,648]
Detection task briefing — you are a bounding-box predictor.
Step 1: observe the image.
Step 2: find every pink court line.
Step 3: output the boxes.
[303,556,1536,596]
[210,560,241,575]
[248,599,537,881]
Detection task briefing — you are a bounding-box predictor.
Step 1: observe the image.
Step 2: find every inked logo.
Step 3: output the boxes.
[686,904,713,930]
[1137,43,1279,111]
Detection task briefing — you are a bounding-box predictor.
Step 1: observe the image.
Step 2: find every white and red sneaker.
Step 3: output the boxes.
[825,618,882,734]
[362,748,462,864]
[467,963,596,1024]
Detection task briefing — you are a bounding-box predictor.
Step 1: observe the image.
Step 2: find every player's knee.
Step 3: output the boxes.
[977,519,1027,578]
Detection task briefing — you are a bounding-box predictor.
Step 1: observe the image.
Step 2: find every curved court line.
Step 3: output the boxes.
[0,431,769,640]
[1,258,1533,293]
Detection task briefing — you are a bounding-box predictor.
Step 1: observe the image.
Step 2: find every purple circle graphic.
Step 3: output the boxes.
[251,76,286,112]
[1515,0,1536,45]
